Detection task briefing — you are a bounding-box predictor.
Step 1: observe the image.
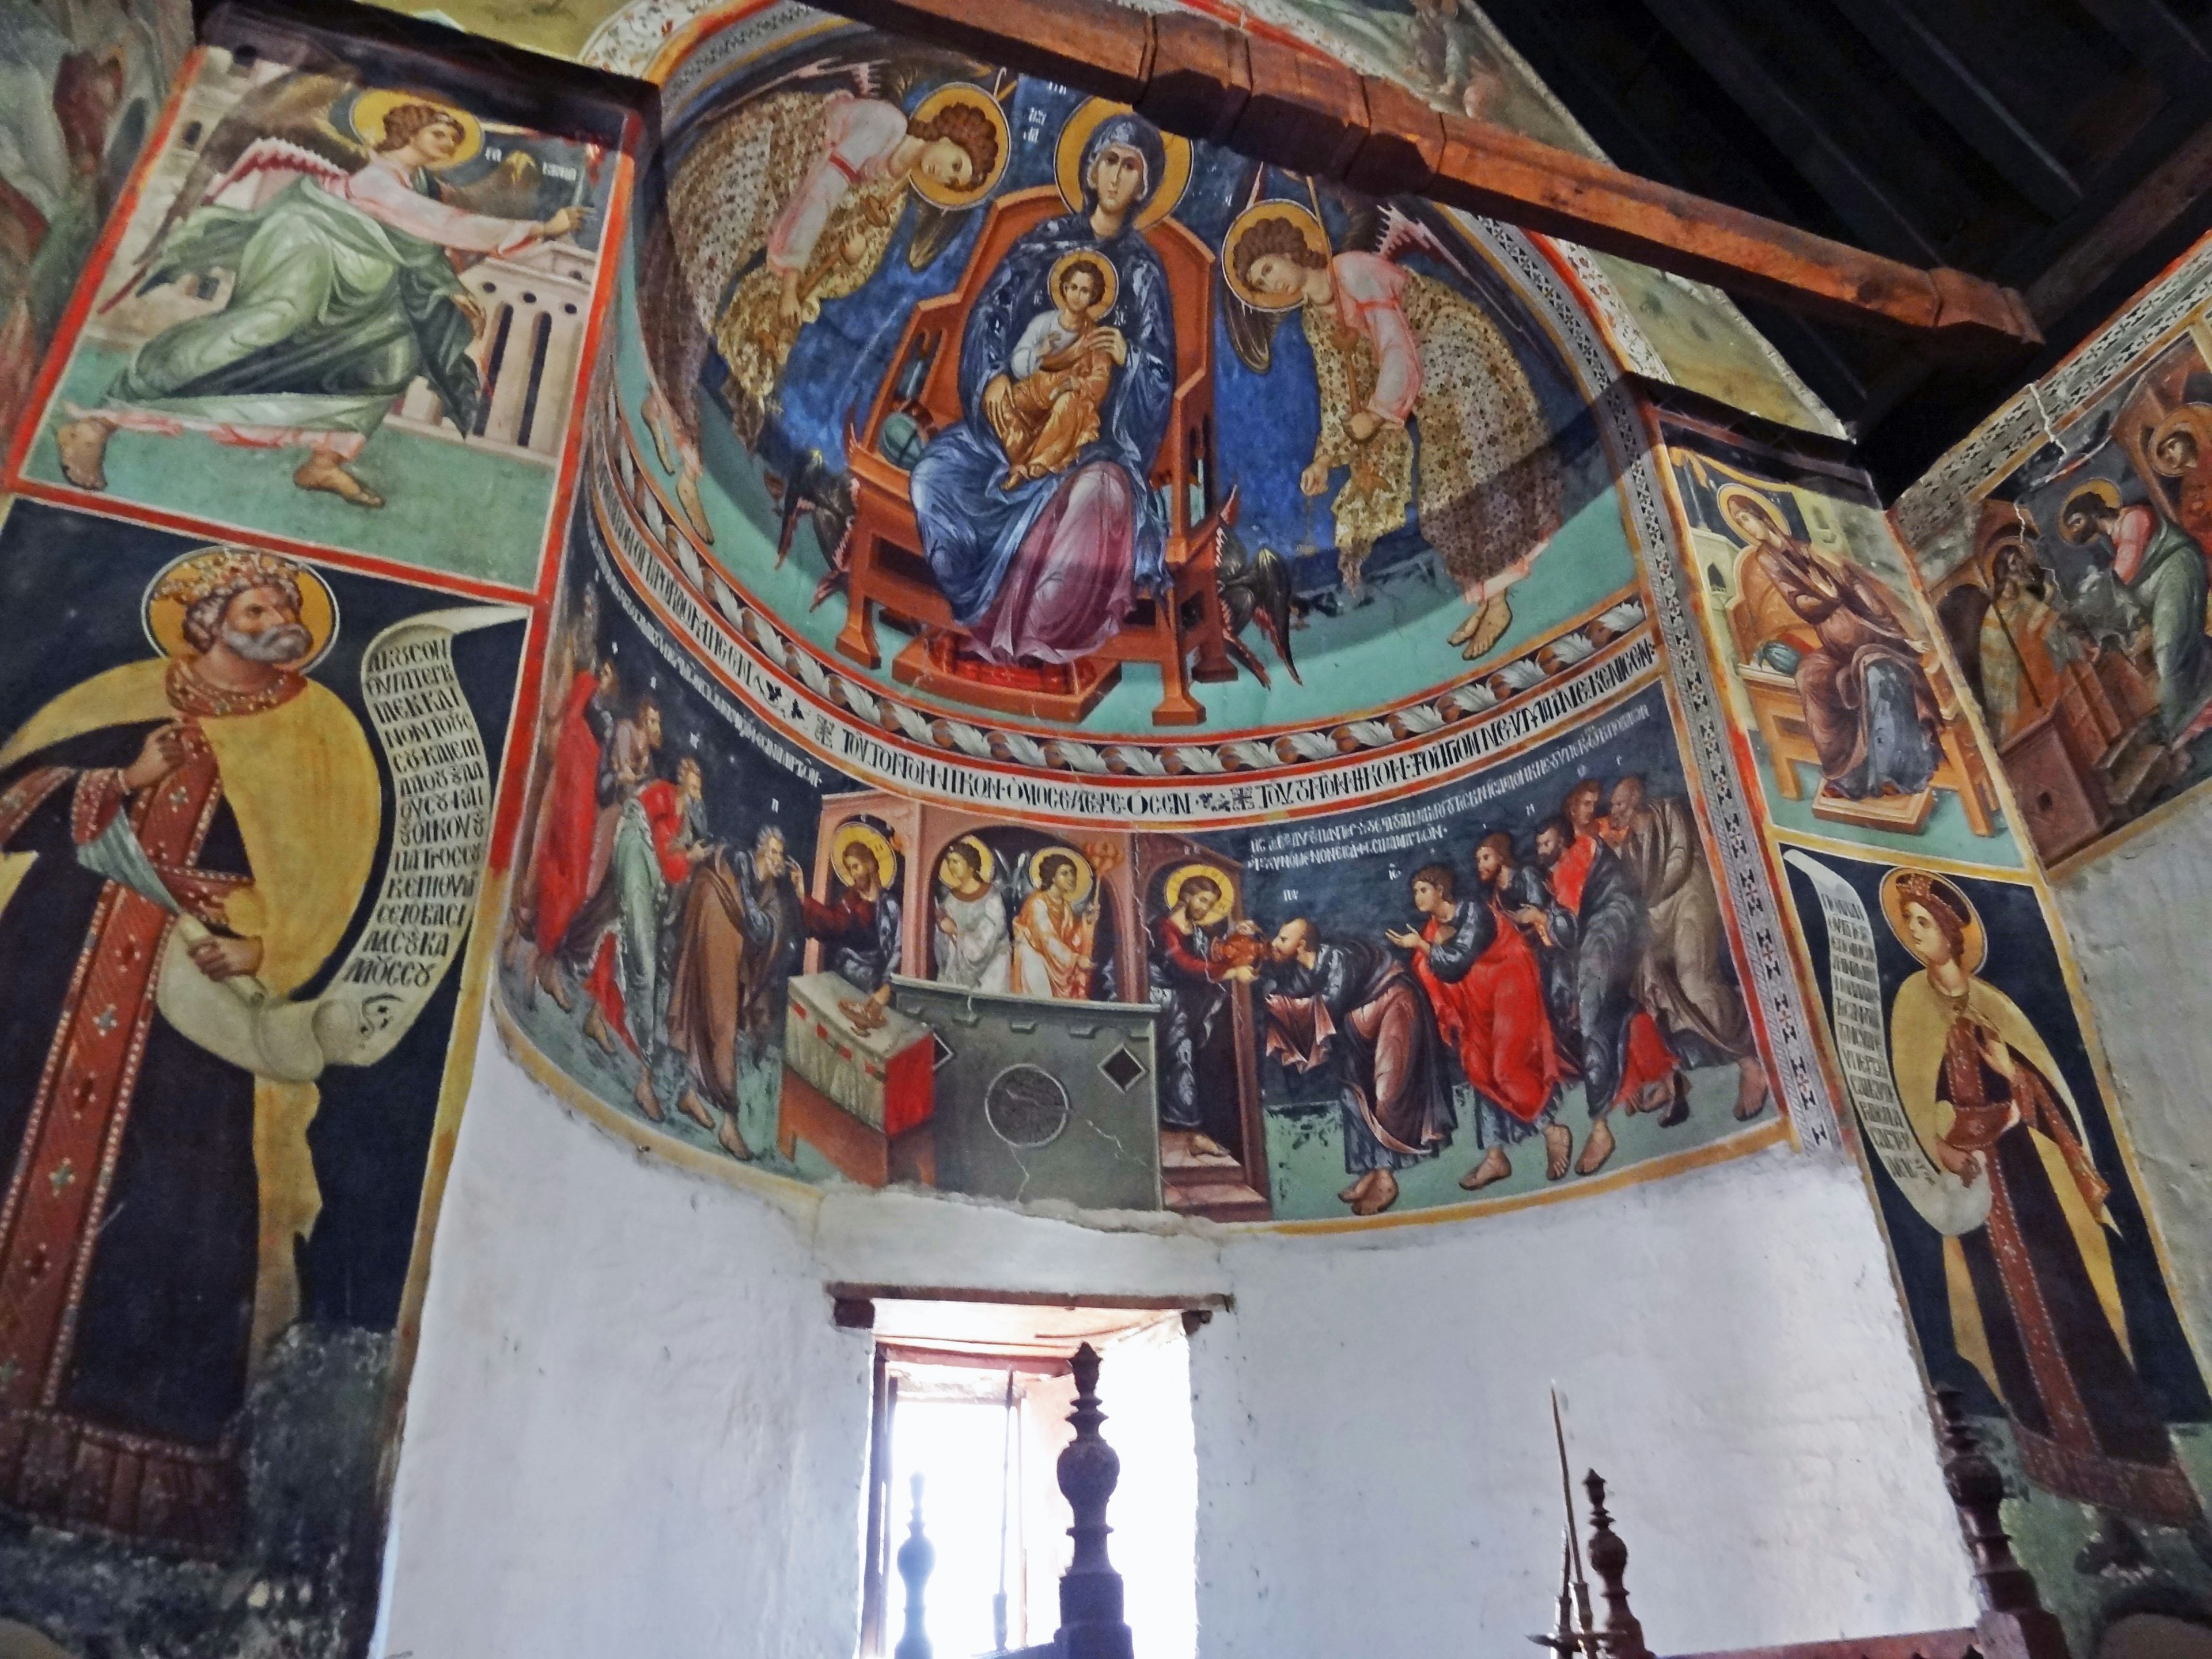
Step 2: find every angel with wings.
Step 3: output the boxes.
[642,64,1006,544]
[1223,192,1561,662]
[55,76,585,509]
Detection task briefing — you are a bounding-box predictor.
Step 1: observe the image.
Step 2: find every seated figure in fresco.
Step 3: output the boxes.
[989,252,1118,488]
[1721,487,1941,802]
[57,97,585,508]
[2061,481,2212,741]
[933,836,1011,993]
[1529,784,1682,1178]
[1976,541,2089,744]
[1886,870,2206,1569]
[1603,774,1767,1122]
[1256,916,1457,1218]
[908,112,1176,666]
[1389,859,1570,1190]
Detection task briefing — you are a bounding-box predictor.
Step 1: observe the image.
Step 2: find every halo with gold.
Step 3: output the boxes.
[1221,200,1329,313]
[1055,99,1191,230]
[1880,868,1987,975]
[2059,478,2122,542]
[1714,483,1790,544]
[349,89,484,169]
[938,834,995,884]
[908,83,1009,209]
[143,546,338,673]
[831,820,899,889]
[2150,405,2212,476]
[1050,249,1119,317]
[1163,861,1233,926]
[1028,845,1095,905]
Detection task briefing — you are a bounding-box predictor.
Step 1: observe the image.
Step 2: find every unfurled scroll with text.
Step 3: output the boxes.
[161,607,522,1082]
[1782,850,1990,1236]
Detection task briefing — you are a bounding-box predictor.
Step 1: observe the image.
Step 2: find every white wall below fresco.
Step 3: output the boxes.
[377,1034,1974,1657]
[2048,810,2212,1356]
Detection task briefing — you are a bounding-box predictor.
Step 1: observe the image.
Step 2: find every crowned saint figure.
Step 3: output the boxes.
[0,547,378,1552]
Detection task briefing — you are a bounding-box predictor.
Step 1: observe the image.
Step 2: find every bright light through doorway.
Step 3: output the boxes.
[866,1303,1198,1659]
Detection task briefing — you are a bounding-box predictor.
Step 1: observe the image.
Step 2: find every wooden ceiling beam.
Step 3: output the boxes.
[809,0,2039,359]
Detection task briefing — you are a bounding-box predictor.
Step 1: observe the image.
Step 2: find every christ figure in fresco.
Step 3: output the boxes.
[0,546,378,1552]
[57,97,585,508]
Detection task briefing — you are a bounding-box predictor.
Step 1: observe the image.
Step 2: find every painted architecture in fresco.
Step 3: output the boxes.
[0,10,631,1653]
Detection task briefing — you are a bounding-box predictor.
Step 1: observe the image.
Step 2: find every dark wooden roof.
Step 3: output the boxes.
[1478,0,2212,491]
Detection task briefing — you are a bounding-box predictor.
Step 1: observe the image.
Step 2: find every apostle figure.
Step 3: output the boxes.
[665,823,801,1161]
[2150,406,2212,558]
[1147,867,1251,1158]
[2061,480,2212,741]
[565,753,709,1126]
[1887,869,2204,1565]
[1530,782,1681,1177]
[528,655,616,1006]
[1391,860,1569,1188]
[1722,486,1941,802]
[0,546,378,1550]
[1976,540,2090,744]
[1605,775,1767,1120]
[793,820,903,1025]
[933,835,1012,992]
[1257,916,1456,1217]
[1011,848,1097,1001]
[908,108,1177,666]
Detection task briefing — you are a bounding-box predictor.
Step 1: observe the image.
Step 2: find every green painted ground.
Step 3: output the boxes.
[1756,744,2022,870]
[26,344,556,590]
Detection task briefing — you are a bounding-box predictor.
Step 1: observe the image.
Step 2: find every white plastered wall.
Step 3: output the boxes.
[376,1024,1975,1658]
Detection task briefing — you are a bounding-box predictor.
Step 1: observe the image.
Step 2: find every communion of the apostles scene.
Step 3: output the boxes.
[12,0,2212,1657]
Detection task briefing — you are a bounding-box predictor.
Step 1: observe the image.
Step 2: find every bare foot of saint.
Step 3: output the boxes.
[633,1073,665,1122]
[641,386,679,474]
[537,956,573,1012]
[1338,1169,1377,1205]
[582,1003,617,1055]
[1543,1122,1572,1180]
[715,1111,753,1161]
[1575,1114,1616,1177]
[1460,1146,1510,1190]
[675,467,714,546]
[1733,1061,1771,1120]
[56,416,113,490]
[677,1088,716,1130]
[293,449,384,508]
[1450,594,1513,661]
[1350,1169,1399,1216]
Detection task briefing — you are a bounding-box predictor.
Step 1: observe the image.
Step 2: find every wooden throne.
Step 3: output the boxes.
[840,185,1239,726]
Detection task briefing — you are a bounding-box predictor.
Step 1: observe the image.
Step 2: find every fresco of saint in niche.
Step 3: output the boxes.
[623,31,1620,737]
[1925,329,2212,866]
[0,502,522,1653]
[1670,434,2014,869]
[17,41,618,589]
[1785,848,2212,1643]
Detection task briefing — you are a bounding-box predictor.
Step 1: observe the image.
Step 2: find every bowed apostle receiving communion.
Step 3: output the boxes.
[10,3,2212,1659]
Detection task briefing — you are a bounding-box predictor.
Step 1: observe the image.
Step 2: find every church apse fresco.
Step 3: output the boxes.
[0,498,528,1654]
[5,17,630,593]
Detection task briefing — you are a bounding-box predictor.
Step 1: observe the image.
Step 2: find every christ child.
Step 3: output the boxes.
[988,252,1120,487]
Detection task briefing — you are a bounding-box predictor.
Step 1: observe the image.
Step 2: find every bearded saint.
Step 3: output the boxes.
[0,547,377,1554]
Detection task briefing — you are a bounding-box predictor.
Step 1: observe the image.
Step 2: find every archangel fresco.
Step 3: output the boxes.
[9,28,625,590]
[1784,846,2212,1647]
[615,26,1631,740]
[0,499,524,1657]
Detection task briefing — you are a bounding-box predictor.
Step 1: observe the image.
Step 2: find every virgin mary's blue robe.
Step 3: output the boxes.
[909,211,1175,629]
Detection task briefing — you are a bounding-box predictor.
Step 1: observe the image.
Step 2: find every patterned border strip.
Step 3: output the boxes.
[1896,234,2212,574]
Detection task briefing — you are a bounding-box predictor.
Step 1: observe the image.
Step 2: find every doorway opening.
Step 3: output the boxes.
[851,1294,1203,1659]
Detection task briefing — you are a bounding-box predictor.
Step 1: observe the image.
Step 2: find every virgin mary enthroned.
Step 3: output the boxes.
[908,110,1177,666]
